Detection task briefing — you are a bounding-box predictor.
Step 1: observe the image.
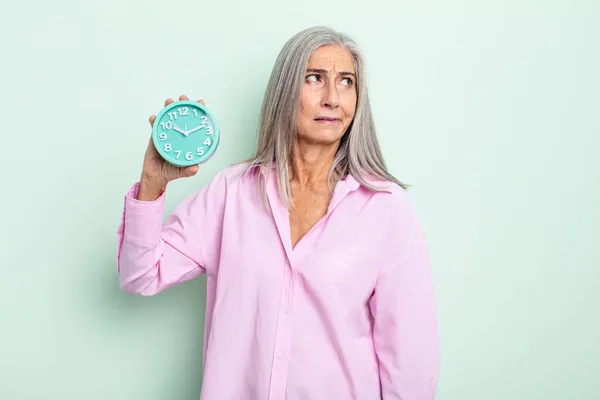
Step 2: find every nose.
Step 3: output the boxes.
[321,80,339,108]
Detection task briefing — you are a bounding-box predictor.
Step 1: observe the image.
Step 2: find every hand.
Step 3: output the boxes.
[137,94,205,201]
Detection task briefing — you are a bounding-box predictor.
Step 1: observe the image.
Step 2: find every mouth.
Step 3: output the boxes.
[314,116,341,124]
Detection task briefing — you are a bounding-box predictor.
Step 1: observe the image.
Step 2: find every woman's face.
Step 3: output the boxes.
[296,45,357,146]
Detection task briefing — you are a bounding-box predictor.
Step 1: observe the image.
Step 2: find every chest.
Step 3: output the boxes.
[289,187,331,248]
[218,181,398,295]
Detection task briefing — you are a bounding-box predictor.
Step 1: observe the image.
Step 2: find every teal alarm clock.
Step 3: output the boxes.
[152,100,220,167]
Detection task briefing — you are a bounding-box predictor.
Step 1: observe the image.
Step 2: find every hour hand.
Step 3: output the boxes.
[173,124,188,136]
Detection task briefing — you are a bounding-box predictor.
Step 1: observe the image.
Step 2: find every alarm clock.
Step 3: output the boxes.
[152,100,220,167]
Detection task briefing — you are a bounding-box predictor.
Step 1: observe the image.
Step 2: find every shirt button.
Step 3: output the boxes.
[278,354,284,359]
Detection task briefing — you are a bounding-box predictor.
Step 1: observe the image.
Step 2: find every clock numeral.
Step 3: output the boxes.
[164,143,172,152]
[200,116,208,124]
[168,112,178,121]
[159,132,167,141]
[174,150,182,158]
[193,109,198,117]
[160,121,173,130]
[197,147,204,156]
[205,126,212,135]
[203,138,212,146]
[185,152,193,160]
[177,107,189,116]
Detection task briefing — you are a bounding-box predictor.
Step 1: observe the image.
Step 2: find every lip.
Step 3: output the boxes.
[314,117,341,124]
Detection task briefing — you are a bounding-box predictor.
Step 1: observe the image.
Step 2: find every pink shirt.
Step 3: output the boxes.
[116,163,439,400]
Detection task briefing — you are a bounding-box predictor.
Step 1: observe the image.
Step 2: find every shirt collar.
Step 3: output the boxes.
[241,163,393,193]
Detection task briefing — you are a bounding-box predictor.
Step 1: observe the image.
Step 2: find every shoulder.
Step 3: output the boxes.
[192,161,264,205]
[358,175,427,248]
[359,175,414,214]
[202,161,255,188]
[173,162,256,215]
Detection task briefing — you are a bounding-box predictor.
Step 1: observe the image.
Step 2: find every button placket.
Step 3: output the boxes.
[268,260,296,399]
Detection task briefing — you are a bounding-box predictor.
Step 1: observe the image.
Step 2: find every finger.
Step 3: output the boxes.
[179,94,189,100]
[197,99,205,105]
[164,98,174,107]
[149,115,156,127]
[184,164,200,177]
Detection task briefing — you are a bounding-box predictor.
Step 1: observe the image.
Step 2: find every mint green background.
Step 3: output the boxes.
[2,1,599,399]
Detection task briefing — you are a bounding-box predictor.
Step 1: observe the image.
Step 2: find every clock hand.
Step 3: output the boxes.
[187,125,204,134]
[172,124,188,136]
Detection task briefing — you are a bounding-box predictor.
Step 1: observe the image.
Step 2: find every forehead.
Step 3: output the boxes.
[307,45,355,72]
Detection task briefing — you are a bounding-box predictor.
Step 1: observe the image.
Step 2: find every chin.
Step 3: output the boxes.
[297,125,345,145]
[303,134,343,146]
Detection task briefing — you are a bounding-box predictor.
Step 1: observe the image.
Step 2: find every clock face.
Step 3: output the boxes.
[151,100,220,167]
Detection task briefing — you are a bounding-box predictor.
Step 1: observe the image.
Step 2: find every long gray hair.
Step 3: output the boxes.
[244,25,407,208]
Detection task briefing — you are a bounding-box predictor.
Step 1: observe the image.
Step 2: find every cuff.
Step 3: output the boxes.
[121,182,166,248]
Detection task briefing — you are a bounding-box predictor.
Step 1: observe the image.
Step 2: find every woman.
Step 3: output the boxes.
[117,26,439,400]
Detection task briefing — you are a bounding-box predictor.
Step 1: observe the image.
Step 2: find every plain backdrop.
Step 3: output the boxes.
[1,0,599,399]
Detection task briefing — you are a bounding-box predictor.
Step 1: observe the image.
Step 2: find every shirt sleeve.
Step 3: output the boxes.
[116,171,227,296]
[369,223,439,399]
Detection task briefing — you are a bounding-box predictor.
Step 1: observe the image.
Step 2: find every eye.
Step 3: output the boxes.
[341,77,354,86]
[306,74,321,83]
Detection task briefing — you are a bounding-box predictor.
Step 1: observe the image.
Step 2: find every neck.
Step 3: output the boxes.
[290,138,340,189]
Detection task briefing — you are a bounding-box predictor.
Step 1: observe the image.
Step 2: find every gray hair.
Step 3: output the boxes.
[243,25,407,208]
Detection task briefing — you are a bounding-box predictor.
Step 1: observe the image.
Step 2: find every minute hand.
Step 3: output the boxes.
[187,125,205,134]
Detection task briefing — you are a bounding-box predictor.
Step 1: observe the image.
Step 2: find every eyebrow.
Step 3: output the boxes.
[306,68,356,78]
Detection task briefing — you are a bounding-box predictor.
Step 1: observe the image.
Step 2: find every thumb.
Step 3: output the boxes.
[182,164,200,177]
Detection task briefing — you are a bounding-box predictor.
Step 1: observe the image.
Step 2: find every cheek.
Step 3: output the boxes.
[297,98,315,133]
[299,94,318,120]
[342,96,357,121]
[297,100,308,124]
